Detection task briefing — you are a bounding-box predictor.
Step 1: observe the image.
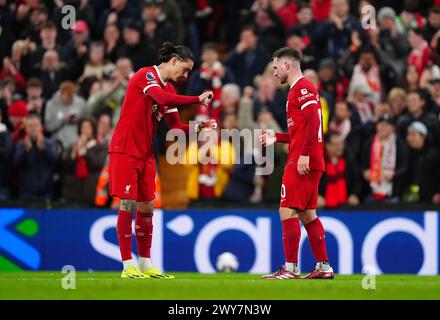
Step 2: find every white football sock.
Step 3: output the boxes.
[285,262,298,273]
[316,261,331,271]
[139,257,154,271]
[122,259,135,270]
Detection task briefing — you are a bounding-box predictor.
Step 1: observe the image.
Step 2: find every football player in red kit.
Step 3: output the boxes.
[109,42,215,279]
[259,47,334,279]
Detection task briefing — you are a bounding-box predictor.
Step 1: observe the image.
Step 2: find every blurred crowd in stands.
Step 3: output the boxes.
[1,0,440,208]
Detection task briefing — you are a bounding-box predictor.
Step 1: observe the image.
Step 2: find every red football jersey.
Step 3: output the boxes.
[286,76,325,171]
[109,66,176,160]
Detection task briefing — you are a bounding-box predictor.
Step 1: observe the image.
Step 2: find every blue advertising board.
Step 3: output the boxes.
[0,208,438,274]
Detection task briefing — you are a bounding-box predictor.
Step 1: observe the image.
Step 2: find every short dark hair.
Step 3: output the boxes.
[429,6,440,15]
[410,27,425,37]
[27,78,43,89]
[77,117,97,137]
[202,42,219,53]
[241,25,258,36]
[42,20,56,30]
[324,131,340,144]
[272,47,302,62]
[26,113,42,123]
[158,42,194,63]
[408,88,427,101]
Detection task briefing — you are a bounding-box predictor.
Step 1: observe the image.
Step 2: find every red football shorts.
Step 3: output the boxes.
[109,152,156,201]
[280,162,323,211]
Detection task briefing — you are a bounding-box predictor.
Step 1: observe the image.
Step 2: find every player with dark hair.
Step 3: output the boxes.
[259,47,334,279]
[109,42,215,279]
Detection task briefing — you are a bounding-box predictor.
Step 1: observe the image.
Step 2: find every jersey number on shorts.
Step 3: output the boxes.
[281,184,286,199]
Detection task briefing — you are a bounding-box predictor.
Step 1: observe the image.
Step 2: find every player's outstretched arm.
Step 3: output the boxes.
[145,86,213,107]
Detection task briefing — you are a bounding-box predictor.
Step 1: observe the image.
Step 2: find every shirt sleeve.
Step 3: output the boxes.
[300,102,319,156]
[275,132,290,143]
[144,85,200,106]
[164,109,190,134]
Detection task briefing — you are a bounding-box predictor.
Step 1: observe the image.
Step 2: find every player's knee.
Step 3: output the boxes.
[120,199,137,213]
[136,201,154,215]
[279,207,298,220]
[299,210,317,225]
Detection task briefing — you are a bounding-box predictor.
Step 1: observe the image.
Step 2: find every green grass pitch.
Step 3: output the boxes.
[0,272,439,300]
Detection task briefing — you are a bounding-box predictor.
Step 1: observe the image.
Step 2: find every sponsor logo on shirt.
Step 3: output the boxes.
[298,92,315,102]
[146,72,156,81]
[125,185,131,194]
[301,88,308,95]
[287,118,294,127]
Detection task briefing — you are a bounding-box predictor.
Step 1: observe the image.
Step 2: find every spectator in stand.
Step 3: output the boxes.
[80,41,115,81]
[35,50,70,100]
[103,23,122,63]
[286,28,318,71]
[430,28,440,66]
[211,83,241,125]
[349,83,376,126]
[396,89,440,147]
[407,28,431,78]
[142,0,177,48]
[25,78,45,118]
[318,132,361,208]
[12,114,58,201]
[248,4,285,55]
[0,2,13,62]
[8,40,29,85]
[8,100,29,142]
[64,20,90,81]
[315,0,366,61]
[83,59,130,123]
[52,1,95,44]
[224,25,271,89]
[270,0,297,30]
[427,65,440,115]
[422,6,440,42]
[396,1,426,35]
[187,42,235,115]
[371,7,409,85]
[0,56,26,93]
[403,121,440,204]
[0,112,13,201]
[63,117,107,206]
[310,0,331,22]
[96,113,113,145]
[44,81,85,149]
[361,114,409,203]
[387,87,407,118]
[349,47,382,106]
[317,58,345,111]
[19,4,49,45]
[288,3,317,39]
[286,4,319,70]
[98,0,139,36]
[118,19,157,71]
[402,63,420,92]
[184,127,235,202]
[0,80,13,130]
[24,21,66,78]
[328,99,362,158]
